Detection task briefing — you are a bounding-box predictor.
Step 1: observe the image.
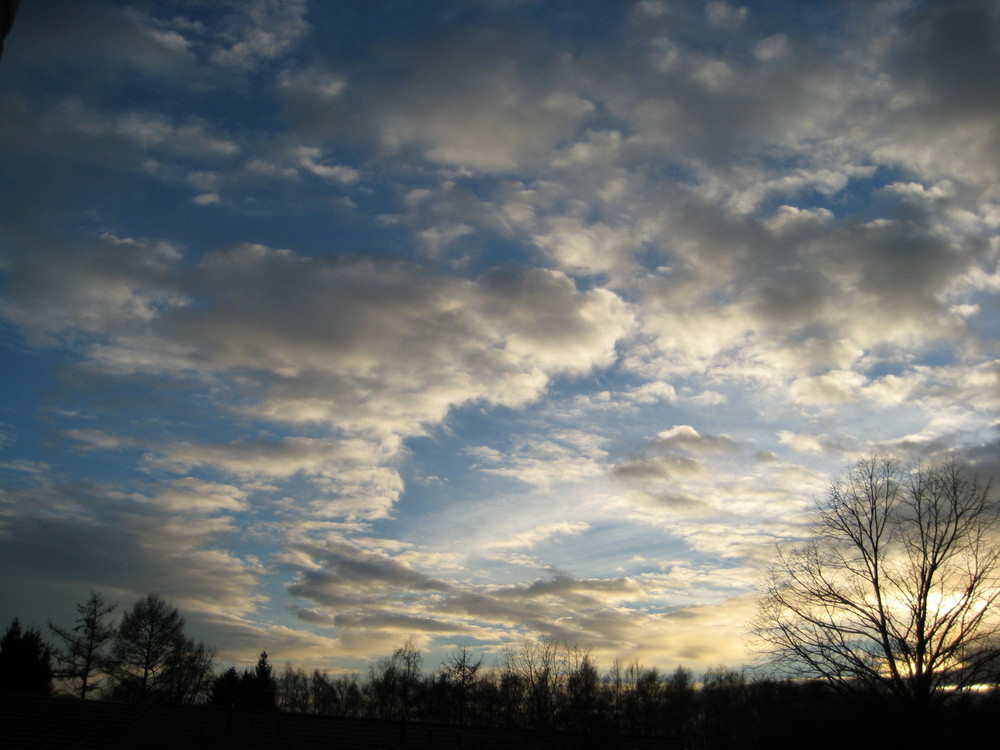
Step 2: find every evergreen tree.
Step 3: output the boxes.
[0,618,53,695]
[209,651,276,710]
[210,666,243,707]
[251,650,276,710]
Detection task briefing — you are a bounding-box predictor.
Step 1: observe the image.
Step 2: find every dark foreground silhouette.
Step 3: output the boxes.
[4,686,999,750]
[0,692,671,750]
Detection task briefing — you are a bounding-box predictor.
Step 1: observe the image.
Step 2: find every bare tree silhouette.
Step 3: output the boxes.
[48,591,117,699]
[103,594,214,704]
[752,455,1000,727]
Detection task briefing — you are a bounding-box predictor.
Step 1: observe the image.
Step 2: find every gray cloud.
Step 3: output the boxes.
[886,1,1000,121]
[648,425,743,455]
[0,476,260,617]
[286,541,451,607]
[611,426,747,493]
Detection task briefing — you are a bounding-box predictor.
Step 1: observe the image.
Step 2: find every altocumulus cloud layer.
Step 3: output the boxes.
[1,0,999,672]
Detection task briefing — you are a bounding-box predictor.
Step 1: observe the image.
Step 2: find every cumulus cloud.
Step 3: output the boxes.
[6,240,631,438]
[371,46,594,171]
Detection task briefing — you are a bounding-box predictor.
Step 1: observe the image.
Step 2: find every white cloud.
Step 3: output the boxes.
[487,521,591,551]
[532,217,645,276]
[789,370,868,406]
[138,478,248,514]
[295,146,360,184]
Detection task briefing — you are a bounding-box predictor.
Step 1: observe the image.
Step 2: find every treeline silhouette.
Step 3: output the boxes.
[2,592,998,748]
[259,641,998,747]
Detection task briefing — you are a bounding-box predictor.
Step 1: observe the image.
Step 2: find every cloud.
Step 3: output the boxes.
[61,429,137,452]
[273,9,601,173]
[133,477,248,514]
[705,2,747,30]
[418,223,474,257]
[207,0,311,70]
[286,541,451,607]
[471,429,610,490]
[372,50,595,171]
[532,217,646,276]
[884,1,1000,121]
[611,426,747,497]
[148,437,387,480]
[754,34,789,62]
[146,437,404,521]
[275,528,768,669]
[649,426,743,455]
[789,371,868,406]
[0,233,185,345]
[613,455,706,484]
[111,112,239,157]
[487,521,591,551]
[9,1,198,80]
[0,474,261,619]
[294,146,360,184]
[6,239,632,434]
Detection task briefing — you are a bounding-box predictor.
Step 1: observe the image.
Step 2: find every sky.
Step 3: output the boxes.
[1,0,999,676]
